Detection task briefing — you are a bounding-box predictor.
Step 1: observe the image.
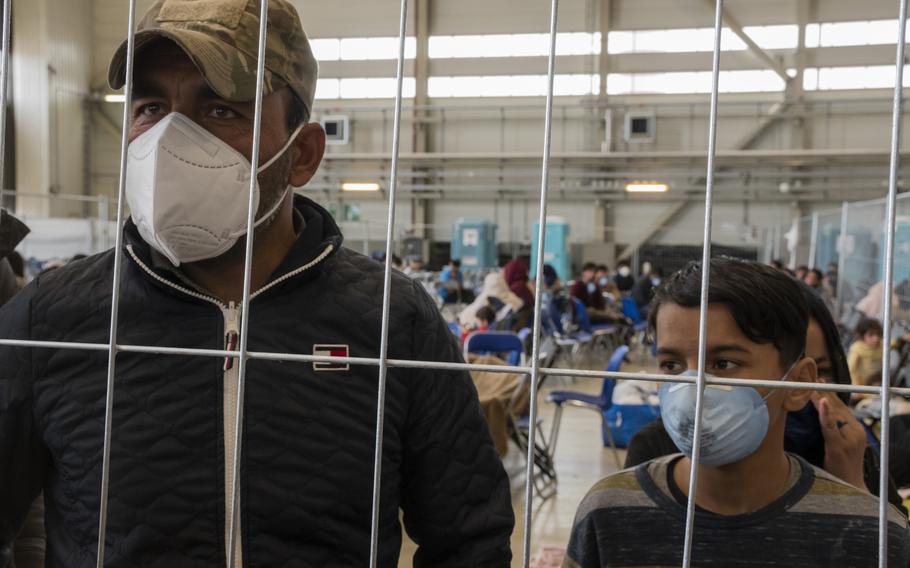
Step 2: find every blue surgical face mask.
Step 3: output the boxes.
[652,278,662,287]
[598,276,609,287]
[587,282,597,294]
[659,359,800,467]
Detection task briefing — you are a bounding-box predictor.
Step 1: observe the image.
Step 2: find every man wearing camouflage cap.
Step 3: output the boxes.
[0,1,514,567]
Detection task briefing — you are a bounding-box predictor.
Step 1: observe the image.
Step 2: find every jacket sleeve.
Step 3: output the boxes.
[399,282,514,568]
[0,285,47,568]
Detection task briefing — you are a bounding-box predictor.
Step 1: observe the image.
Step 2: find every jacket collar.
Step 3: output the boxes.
[123,194,344,299]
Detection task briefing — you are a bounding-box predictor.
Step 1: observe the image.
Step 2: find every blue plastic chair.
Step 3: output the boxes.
[447,321,462,338]
[464,331,524,366]
[546,345,630,468]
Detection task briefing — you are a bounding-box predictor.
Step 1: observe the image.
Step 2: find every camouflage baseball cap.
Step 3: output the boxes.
[108,0,318,116]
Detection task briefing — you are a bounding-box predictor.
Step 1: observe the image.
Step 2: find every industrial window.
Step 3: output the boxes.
[609,25,799,54]
[308,36,417,61]
[607,69,786,95]
[428,32,601,58]
[804,19,910,48]
[803,65,910,90]
[428,73,599,97]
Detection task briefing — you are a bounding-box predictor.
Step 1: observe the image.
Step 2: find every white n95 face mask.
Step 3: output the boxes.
[125,112,304,266]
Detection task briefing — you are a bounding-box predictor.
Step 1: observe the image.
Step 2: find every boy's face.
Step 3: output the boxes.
[656,303,816,435]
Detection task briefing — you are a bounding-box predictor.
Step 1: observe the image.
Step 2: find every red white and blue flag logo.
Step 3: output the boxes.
[313,344,350,372]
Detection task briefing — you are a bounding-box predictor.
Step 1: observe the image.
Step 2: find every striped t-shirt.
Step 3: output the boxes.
[564,453,910,567]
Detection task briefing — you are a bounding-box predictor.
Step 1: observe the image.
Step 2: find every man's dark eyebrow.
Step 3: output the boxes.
[131,80,165,100]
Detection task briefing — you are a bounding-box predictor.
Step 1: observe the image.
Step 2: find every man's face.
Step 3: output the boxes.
[805,272,821,287]
[128,41,323,217]
[656,303,814,429]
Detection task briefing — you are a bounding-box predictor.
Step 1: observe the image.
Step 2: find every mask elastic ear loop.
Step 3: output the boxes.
[762,352,806,402]
[257,123,306,174]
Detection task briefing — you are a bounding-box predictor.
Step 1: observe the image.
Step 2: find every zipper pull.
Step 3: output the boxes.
[224,302,240,371]
[223,331,239,371]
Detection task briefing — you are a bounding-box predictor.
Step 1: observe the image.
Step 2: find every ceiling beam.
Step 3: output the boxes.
[617,202,689,261]
[703,0,790,83]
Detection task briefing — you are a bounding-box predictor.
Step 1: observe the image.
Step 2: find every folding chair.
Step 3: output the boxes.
[465,331,558,499]
[621,297,650,352]
[571,297,621,353]
[546,345,630,469]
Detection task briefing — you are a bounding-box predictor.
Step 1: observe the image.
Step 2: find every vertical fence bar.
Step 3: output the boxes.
[835,201,849,316]
[521,0,560,566]
[808,211,819,270]
[225,0,270,566]
[0,0,12,194]
[368,0,409,566]
[877,1,908,564]
[95,1,137,566]
[680,0,724,566]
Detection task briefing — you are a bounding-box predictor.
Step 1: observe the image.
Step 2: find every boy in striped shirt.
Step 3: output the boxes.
[564,259,909,567]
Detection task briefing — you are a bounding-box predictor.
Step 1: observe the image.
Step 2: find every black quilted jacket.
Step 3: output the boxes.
[0,196,514,567]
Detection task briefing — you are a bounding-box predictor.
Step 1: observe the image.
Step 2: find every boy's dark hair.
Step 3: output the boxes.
[596,264,608,272]
[450,259,461,268]
[856,318,884,338]
[582,262,597,272]
[807,268,824,280]
[648,257,808,368]
[476,305,497,324]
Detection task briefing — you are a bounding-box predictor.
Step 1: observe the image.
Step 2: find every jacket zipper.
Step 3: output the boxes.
[125,243,334,567]
[222,302,242,568]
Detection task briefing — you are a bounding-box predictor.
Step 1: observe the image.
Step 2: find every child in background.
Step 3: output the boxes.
[462,305,497,345]
[848,318,884,400]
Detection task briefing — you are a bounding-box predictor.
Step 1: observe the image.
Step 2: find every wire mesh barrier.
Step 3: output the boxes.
[0,0,908,567]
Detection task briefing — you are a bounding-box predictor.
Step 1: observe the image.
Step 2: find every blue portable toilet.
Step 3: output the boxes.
[531,217,571,282]
[452,218,497,269]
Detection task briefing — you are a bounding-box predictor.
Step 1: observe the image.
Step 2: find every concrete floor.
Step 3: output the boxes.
[399,348,645,567]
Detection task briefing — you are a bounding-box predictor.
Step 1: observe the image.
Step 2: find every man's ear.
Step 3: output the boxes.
[288,122,325,187]
[782,356,818,411]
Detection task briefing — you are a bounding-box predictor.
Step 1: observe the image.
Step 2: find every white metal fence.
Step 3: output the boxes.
[1,1,909,567]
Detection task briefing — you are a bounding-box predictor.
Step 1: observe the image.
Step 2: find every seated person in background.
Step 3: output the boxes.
[563,258,910,568]
[570,262,619,324]
[462,305,496,345]
[624,278,906,512]
[613,261,635,293]
[595,264,621,302]
[630,267,662,314]
[805,267,835,311]
[848,318,884,400]
[402,256,425,276]
[439,259,468,304]
[796,265,810,281]
[458,262,525,330]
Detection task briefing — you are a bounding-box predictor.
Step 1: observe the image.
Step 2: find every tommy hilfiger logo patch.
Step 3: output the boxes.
[313,344,350,372]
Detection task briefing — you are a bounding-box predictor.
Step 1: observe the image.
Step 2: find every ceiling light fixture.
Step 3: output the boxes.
[341,182,381,192]
[103,94,126,103]
[625,181,669,193]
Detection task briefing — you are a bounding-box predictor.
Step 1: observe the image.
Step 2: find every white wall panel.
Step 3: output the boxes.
[14,0,93,218]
